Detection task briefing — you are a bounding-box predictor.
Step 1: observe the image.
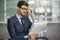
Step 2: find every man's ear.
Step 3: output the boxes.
[17,7,20,11]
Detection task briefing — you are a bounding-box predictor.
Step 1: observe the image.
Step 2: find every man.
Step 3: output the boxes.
[7,1,36,40]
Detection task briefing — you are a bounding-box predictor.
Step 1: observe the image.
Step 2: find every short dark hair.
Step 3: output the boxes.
[17,1,29,8]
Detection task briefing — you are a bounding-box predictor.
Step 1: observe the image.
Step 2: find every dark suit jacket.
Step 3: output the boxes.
[7,15,32,40]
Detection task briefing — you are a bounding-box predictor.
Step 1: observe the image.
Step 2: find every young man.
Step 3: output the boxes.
[7,1,36,40]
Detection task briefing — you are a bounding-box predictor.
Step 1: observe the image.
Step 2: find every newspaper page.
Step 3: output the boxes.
[29,21,48,36]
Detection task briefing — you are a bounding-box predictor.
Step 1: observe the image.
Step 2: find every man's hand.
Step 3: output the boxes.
[28,32,37,40]
[28,9,35,20]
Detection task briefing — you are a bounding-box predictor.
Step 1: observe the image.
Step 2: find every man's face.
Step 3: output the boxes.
[18,5,28,16]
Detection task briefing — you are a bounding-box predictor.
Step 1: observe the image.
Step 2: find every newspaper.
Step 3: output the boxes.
[29,21,48,35]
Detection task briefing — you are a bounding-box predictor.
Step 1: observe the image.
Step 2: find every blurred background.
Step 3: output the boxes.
[0,0,60,40]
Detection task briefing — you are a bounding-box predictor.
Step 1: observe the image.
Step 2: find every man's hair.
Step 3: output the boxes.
[17,1,29,8]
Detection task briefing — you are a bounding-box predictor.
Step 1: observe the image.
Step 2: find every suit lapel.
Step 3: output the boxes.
[14,15,21,25]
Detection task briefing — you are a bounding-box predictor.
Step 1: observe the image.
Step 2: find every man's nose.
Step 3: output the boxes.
[24,10,27,12]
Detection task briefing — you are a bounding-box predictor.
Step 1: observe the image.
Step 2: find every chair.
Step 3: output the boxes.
[36,37,48,40]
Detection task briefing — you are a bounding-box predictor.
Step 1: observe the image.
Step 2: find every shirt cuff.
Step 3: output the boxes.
[33,18,39,23]
[24,35,28,38]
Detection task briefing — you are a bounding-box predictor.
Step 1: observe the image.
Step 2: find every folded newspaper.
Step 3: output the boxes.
[28,21,48,35]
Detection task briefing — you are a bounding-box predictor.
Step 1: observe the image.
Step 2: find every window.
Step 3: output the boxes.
[0,0,4,21]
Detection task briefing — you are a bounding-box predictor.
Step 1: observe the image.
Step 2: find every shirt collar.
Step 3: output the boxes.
[16,13,23,19]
